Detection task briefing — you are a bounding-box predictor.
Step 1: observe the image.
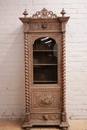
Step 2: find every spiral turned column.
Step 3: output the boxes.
[24,33,29,113]
[62,32,66,122]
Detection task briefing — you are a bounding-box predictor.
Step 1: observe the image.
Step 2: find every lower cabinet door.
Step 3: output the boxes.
[30,88,61,125]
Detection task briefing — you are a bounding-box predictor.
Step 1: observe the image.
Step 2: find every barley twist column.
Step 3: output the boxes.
[24,33,29,113]
[62,31,66,122]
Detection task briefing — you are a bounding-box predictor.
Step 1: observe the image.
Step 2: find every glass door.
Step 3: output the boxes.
[33,37,58,84]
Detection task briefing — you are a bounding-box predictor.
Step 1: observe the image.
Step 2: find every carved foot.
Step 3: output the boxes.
[23,128,30,130]
[61,128,68,130]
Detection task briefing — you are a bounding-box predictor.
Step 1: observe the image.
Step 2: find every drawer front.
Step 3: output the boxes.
[29,23,61,31]
[31,88,61,112]
[30,113,61,125]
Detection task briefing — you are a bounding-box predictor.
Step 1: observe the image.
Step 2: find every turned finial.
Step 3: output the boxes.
[60,8,66,17]
[23,9,28,17]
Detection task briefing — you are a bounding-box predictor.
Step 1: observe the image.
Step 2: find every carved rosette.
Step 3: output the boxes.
[32,8,57,18]
[62,32,66,114]
[24,33,29,113]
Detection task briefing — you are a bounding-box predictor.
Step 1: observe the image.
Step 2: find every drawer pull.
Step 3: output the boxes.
[43,115,48,120]
[42,24,47,29]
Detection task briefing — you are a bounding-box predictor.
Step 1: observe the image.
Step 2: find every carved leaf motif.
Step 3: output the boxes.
[50,115,59,120]
[31,114,59,120]
[39,94,53,105]
[32,8,57,18]
[31,115,43,120]
[29,24,41,30]
[29,23,60,30]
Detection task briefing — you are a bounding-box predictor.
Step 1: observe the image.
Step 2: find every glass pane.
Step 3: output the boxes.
[33,51,57,64]
[33,37,57,50]
[34,65,57,84]
[33,37,58,84]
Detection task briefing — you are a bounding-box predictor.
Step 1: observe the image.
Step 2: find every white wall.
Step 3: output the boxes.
[0,0,87,119]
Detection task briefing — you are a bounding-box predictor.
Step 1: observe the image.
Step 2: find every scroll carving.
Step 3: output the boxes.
[29,23,60,31]
[32,8,57,18]
[31,114,60,120]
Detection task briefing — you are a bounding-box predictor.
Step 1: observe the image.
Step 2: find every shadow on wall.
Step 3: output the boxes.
[0,23,25,119]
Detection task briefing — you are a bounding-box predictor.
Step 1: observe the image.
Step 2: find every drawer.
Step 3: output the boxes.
[30,113,61,125]
[29,23,61,31]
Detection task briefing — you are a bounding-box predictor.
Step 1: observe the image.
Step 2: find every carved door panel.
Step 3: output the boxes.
[28,34,62,124]
[30,88,61,125]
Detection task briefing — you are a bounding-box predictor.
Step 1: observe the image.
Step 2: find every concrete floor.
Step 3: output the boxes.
[0,119,87,130]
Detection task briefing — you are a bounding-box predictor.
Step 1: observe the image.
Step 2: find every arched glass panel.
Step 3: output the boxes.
[33,37,58,84]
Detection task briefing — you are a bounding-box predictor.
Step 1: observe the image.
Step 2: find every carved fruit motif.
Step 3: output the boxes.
[34,93,55,107]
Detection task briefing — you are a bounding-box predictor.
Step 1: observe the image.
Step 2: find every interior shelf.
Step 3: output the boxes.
[34,81,57,82]
[34,81,57,84]
[33,50,57,52]
[33,64,57,66]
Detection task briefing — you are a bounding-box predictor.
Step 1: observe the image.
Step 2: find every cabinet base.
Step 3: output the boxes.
[23,127,69,130]
[22,121,69,130]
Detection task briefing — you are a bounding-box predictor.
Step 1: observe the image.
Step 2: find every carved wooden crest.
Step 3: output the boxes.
[32,8,57,18]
